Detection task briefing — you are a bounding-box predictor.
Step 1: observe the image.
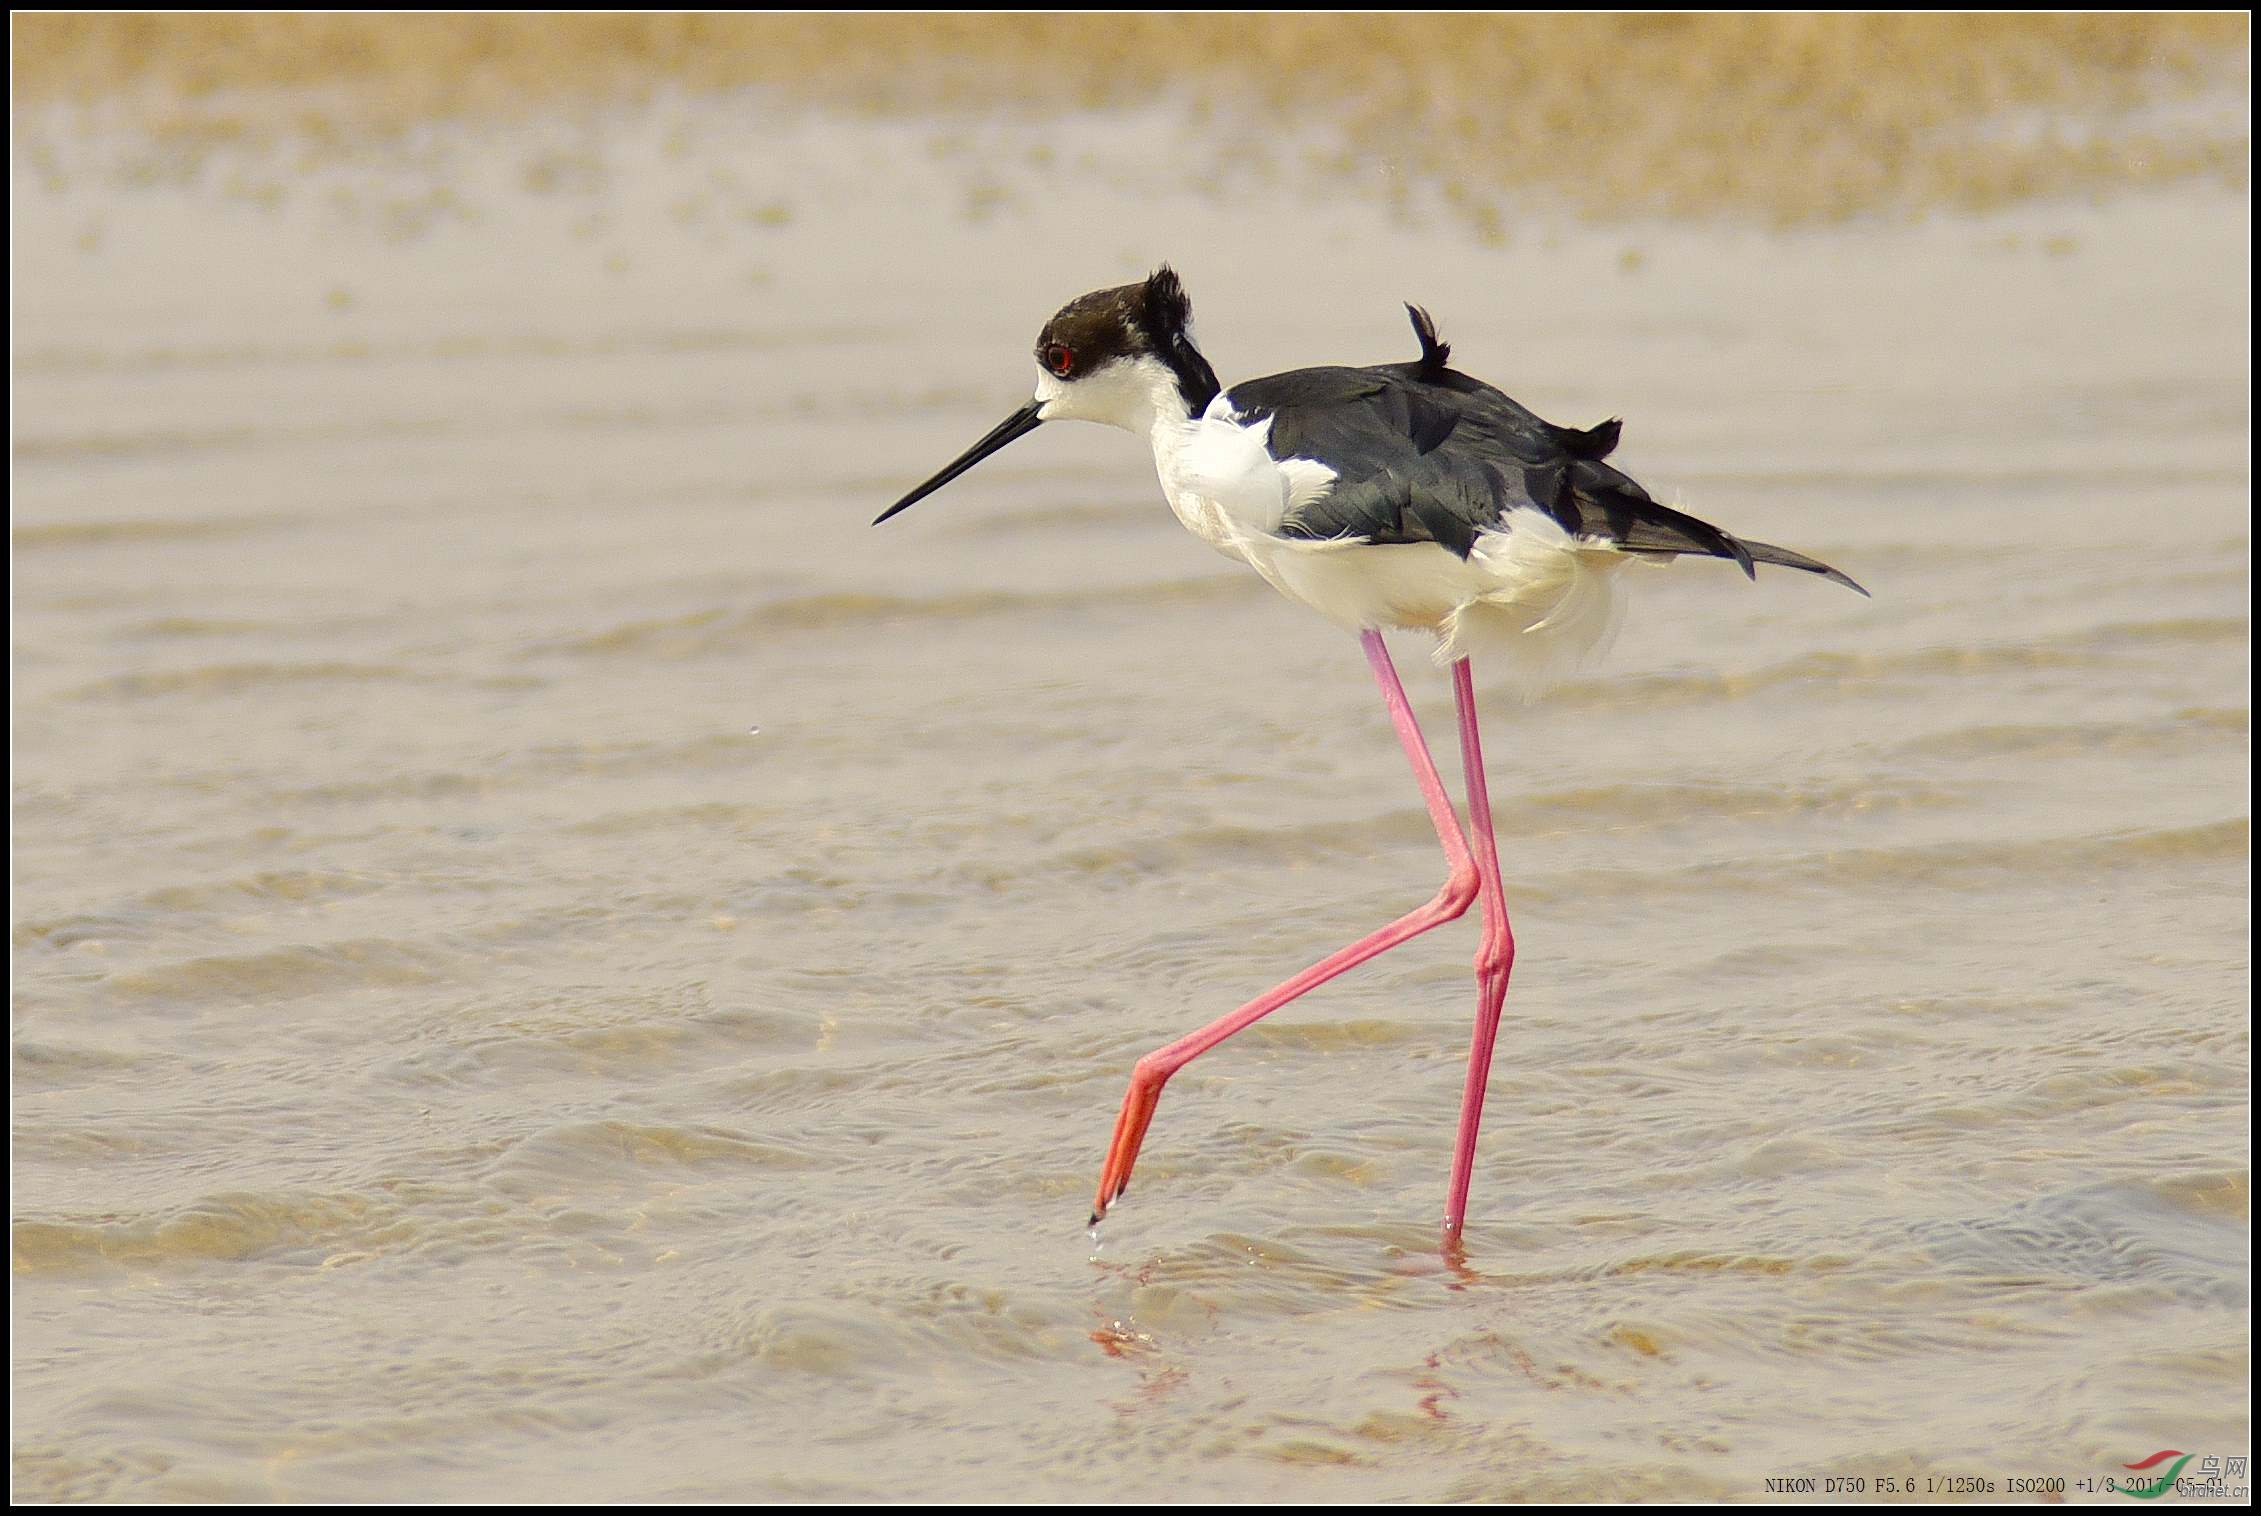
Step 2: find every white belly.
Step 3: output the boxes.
[1260,515,1629,690]
[1148,412,1628,691]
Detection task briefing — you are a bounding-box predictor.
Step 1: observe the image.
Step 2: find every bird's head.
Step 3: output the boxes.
[876,266,1220,526]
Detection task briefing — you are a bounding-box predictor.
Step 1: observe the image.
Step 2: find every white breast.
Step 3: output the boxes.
[1139,396,1626,695]
[1149,399,1334,570]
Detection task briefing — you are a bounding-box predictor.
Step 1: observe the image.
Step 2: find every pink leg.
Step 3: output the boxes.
[1092,629,1479,1222]
[1442,658,1514,1243]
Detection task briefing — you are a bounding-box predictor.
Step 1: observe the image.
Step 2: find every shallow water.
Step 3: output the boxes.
[10,99,2250,1501]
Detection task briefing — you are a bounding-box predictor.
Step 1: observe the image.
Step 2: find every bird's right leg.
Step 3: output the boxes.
[1441,657,1515,1245]
[1091,628,1480,1223]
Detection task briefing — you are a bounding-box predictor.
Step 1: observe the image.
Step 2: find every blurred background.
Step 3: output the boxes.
[12,14,2250,1503]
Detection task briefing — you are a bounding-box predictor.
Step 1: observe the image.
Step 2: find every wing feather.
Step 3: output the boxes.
[1221,313,1860,594]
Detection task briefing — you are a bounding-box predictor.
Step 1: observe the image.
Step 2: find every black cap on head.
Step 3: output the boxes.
[1028,265,1216,415]
[877,267,1218,527]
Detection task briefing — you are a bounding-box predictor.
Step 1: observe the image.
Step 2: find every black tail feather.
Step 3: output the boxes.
[1735,538,1870,596]
[1584,489,1754,578]
[1617,532,1868,595]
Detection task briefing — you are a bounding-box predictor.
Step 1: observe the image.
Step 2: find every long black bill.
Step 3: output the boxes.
[873,401,1045,525]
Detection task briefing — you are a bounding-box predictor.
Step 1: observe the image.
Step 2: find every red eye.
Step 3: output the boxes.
[1043,343,1075,377]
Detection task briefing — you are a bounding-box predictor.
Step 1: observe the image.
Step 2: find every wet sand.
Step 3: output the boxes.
[10,59,2251,1505]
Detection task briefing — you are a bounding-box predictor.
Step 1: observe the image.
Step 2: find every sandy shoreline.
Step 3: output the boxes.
[14,14,2248,223]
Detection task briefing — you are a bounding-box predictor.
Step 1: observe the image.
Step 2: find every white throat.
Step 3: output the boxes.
[1033,354,1193,444]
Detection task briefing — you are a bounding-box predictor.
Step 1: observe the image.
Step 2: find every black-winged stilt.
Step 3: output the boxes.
[876,267,1864,1243]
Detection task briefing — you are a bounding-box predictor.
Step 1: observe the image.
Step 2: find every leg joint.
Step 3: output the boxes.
[1475,929,1515,981]
[1438,864,1481,917]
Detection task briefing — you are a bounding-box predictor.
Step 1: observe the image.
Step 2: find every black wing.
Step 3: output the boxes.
[1226,309,1865,594]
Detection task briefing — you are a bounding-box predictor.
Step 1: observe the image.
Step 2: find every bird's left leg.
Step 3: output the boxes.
[1442,657,1515,1243]
[1090,628,1479,1223]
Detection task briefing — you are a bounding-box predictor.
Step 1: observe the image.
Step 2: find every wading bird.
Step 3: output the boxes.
[877,267,1863,1242]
